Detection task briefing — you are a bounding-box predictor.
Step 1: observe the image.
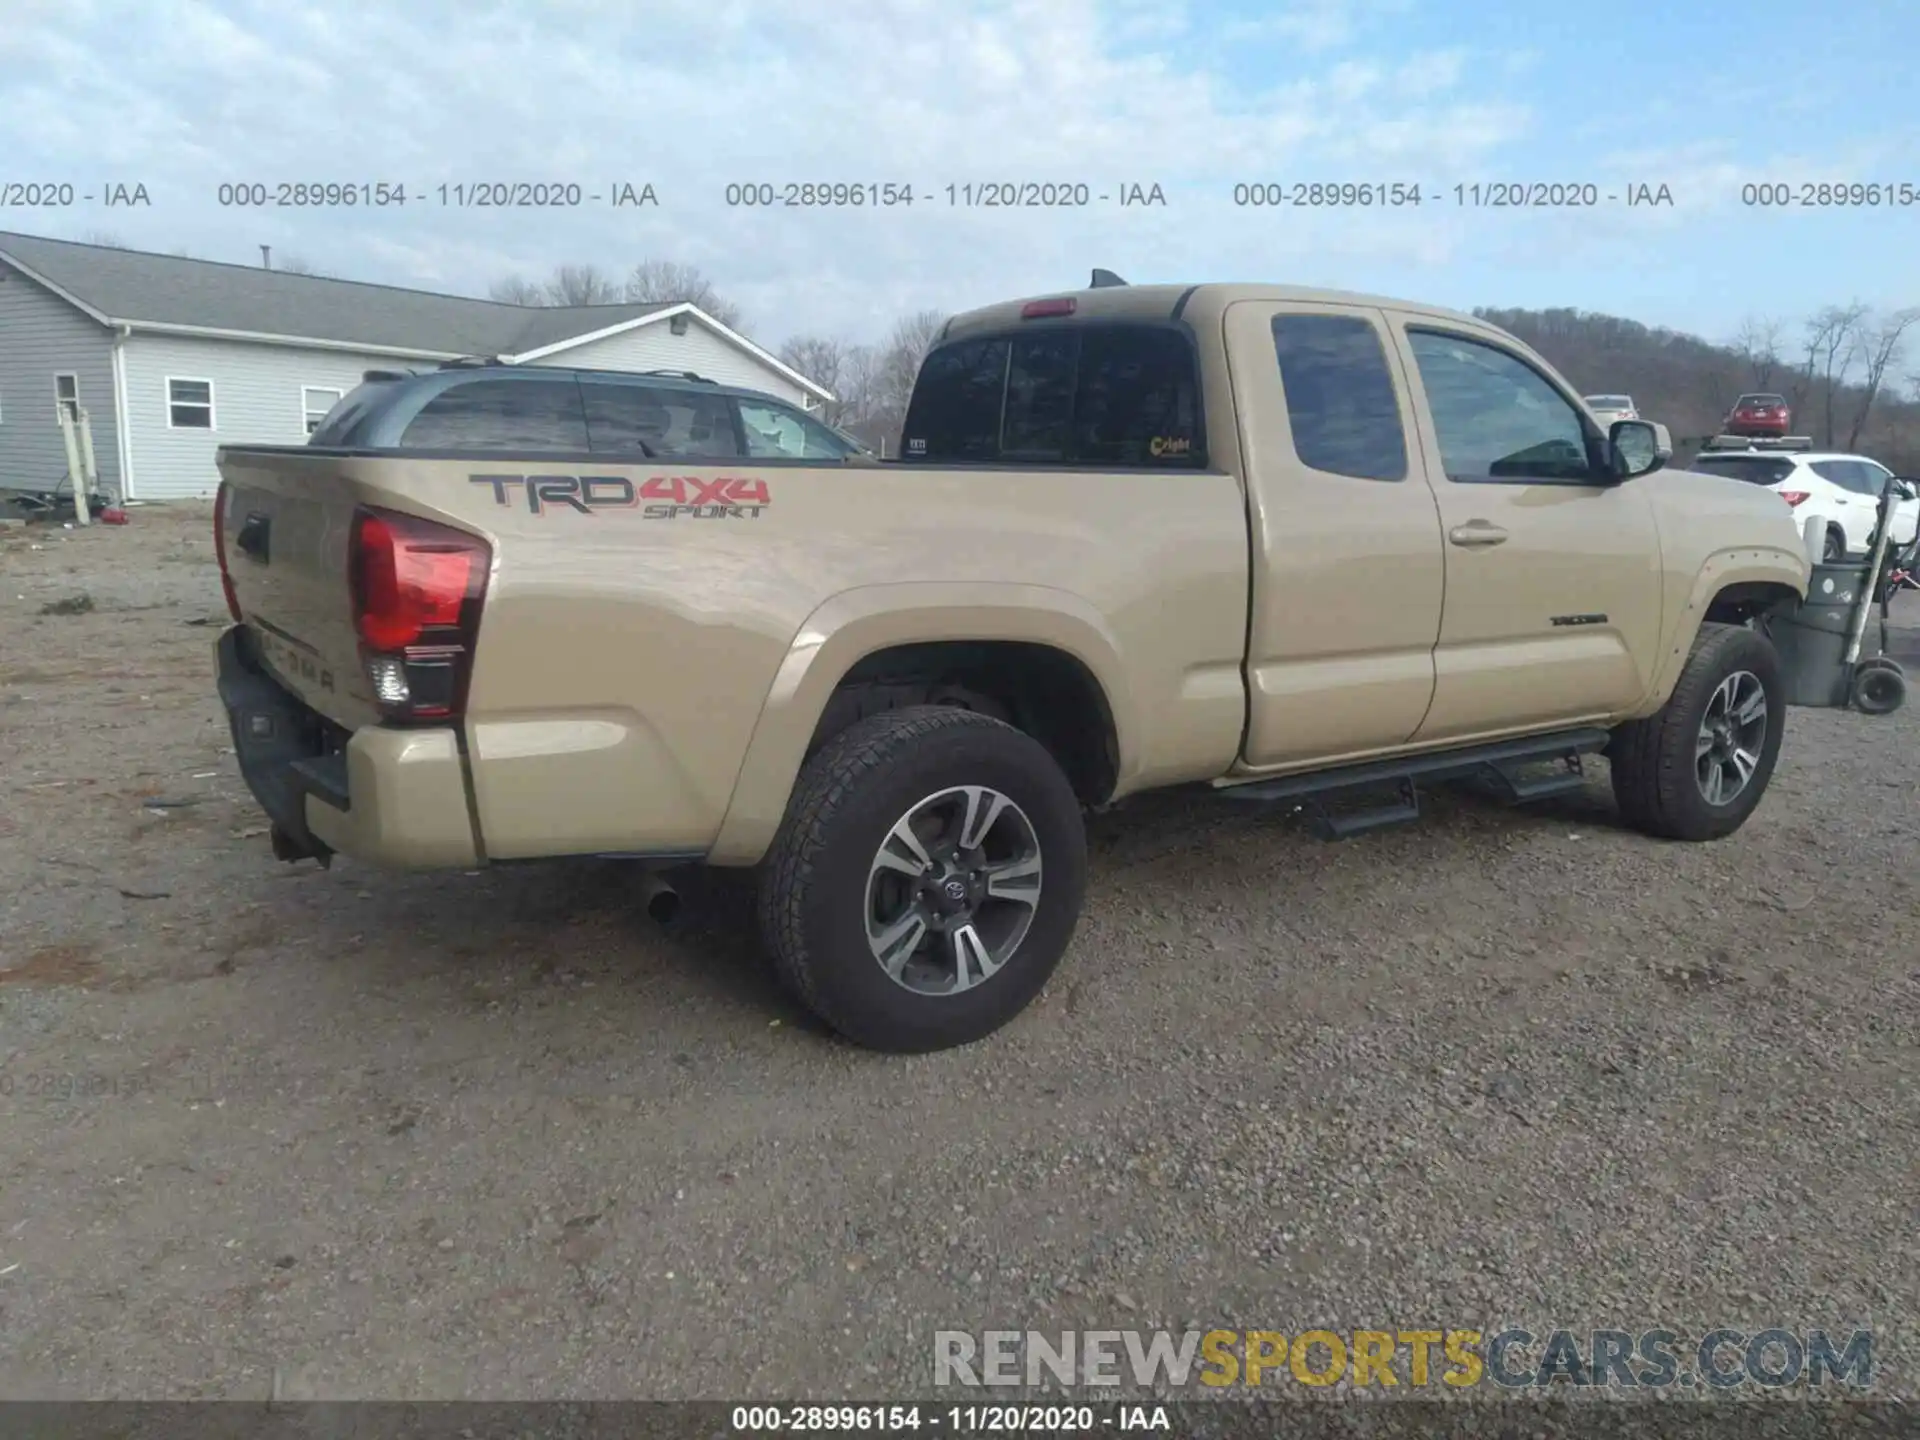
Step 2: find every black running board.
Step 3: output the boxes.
[1219,727,1609,841]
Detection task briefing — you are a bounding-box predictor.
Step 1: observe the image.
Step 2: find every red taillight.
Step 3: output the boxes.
[349,506,490,721]
[1021,297,1076,318]
[213,480,242,622]
[1779,490,1810,507]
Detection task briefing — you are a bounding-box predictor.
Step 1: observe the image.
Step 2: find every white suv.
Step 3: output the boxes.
[1688,449,1919,560]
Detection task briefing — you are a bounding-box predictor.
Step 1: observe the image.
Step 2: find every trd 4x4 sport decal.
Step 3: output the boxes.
[469,474,772,518]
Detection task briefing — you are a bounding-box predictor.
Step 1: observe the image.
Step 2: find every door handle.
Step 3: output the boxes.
[1448,521,1508,547]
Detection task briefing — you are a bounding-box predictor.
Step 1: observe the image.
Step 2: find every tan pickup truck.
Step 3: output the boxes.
[213,276,1810,1051]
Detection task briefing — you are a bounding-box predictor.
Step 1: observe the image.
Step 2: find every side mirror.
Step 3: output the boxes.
[1892,478,1918,502]
[1608,419,1671,479]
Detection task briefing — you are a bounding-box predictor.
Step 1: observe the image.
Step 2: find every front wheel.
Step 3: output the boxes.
[1609,623,1786,841]
[757,706,1087,1052]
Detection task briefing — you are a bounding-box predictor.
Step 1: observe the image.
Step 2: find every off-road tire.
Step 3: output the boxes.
[1609,623,1785,841]
[757,705,1087,1052]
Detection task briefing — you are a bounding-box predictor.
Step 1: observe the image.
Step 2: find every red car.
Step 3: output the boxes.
[1725,393,1791,437]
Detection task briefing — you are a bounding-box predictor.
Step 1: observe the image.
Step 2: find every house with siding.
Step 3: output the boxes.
[0,231,832,501]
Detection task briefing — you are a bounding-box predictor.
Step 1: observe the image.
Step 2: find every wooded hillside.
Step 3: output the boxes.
[1477,303,1920,471]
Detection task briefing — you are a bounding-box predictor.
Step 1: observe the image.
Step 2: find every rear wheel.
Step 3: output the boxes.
[1823,526,1845,562]
[758,706,1087,1052]
[1610,623,1785,841]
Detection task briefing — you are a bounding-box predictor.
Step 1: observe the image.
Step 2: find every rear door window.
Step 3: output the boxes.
[1844,459,1894,495]
[900,325,1205,466]
[399,378,589,450]
[1270,314,1407,481]
[1864,460,1897,493]
[582,380,740,457]
[1809,459,1893,495]
[737,399,860,459]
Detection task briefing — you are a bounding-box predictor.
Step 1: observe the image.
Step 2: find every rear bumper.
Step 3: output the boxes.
[215,625,481,869]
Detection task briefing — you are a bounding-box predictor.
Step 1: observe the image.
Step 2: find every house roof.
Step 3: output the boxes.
[0,230,671,357]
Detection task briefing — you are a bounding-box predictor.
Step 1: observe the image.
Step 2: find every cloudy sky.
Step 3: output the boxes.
[3,0,1915,350]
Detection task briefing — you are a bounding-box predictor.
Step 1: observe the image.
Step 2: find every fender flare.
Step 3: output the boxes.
[706,582,1134,865]
[1635,545,1809,717]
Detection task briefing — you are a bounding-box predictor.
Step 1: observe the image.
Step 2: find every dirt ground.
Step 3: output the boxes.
[1,503,1916,1404]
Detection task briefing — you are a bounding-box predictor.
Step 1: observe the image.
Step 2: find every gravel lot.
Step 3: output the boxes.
[1,503,1916,1404]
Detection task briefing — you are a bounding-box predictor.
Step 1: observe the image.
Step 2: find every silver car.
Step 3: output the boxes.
[1585,394,1639,426]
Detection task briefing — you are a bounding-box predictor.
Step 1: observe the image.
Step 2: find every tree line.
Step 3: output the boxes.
[1479,302,1920,469]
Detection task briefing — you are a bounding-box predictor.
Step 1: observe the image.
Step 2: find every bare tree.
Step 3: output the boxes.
[489,274,548,305]
[771,327,937,455]
[78,230,130,249]
[623,260,744,330]
[778,336,859,421]
[275,254,327,277]
[1731,315,1786,390]
[870,309,948,438]
[835,344,891,451]
[1846,307,1920,450]
[1802,303,1868,446]
[544,263,624,306]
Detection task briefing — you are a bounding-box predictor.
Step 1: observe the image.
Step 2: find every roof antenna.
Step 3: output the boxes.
[1089,268,1128,288]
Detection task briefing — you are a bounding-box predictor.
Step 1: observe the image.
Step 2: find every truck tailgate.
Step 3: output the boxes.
[216,448,414,731]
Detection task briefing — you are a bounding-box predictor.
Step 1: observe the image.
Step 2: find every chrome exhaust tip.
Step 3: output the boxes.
[639,870,680,924]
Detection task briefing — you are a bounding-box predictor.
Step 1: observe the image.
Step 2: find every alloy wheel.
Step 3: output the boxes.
[864,785,1043,996]
[1695,670,1769,806]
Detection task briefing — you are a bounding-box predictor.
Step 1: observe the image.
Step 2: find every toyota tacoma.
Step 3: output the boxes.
[212,277,1811,1051]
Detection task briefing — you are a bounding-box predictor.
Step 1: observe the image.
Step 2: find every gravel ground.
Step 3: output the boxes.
[1,503,1916,1403]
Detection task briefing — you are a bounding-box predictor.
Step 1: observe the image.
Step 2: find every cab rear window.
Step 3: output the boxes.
[900,324,1205,466]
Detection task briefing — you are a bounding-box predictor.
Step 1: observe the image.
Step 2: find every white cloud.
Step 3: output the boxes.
[1218,0,1415,55]
[0,0,1547,344]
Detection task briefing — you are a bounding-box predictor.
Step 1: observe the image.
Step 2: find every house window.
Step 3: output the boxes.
[55,373,79,423]
[167,378,214,430]
[303,386,343,435]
